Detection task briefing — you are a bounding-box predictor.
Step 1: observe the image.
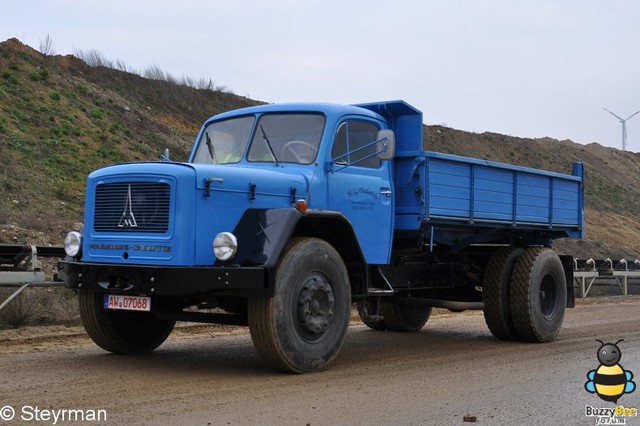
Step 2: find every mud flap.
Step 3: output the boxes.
[560,255,575,308]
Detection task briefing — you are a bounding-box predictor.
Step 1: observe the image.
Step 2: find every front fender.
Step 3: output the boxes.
[227,208,302,268]
[228,208,368,297]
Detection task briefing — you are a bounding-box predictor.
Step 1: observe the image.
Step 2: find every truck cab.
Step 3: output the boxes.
[188,101,402,266]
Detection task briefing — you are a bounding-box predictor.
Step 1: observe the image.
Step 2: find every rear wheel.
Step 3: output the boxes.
[248,238,351,373]
[509,248,567,342]
[483,247,523,340]
[78,291,175,354]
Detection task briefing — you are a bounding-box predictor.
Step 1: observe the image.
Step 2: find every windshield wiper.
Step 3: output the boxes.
[205,132,216,163]
[260,124,279,165]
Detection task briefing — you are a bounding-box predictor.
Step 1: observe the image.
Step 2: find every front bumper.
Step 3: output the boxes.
[59,259,269,297]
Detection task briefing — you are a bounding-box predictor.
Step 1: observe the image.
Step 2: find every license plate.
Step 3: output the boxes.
[103,294,151,312]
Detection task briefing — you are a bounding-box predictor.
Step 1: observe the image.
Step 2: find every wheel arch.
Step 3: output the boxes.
[230,208,367,297]
[292,211,367,298]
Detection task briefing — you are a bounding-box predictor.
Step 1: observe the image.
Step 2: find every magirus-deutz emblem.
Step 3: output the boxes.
[118,185,138,228]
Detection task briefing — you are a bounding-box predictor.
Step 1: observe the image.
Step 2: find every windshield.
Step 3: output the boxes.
[247,114,324,164]
[191,113,325,165]
[191,116,255,164]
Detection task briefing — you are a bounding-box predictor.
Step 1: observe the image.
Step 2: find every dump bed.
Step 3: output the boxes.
[394,152,584,243]
[355,100,584,245]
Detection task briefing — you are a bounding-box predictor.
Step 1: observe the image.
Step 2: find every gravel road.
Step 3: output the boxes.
[1,296,639,425]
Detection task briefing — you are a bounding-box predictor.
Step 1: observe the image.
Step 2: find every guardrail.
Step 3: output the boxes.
[573,258,640,297]
[0,244,65,311]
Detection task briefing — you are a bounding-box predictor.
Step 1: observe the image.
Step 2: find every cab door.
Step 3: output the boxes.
[326,119,394,264]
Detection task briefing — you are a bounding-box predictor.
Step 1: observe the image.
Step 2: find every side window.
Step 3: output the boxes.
[331,121,381,168]
[331,123,348,165]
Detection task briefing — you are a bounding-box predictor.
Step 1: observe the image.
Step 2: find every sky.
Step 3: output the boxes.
[3,0,640,152]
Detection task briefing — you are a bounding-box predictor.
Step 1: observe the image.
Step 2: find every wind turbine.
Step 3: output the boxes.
[603,107,640,151]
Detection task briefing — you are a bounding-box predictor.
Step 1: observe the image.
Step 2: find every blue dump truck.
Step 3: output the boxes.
[60,101,584,373]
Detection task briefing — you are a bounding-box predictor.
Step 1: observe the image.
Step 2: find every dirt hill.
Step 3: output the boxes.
[1,37,640,260]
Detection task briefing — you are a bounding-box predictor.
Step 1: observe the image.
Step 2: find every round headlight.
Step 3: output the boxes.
[64,231,83,258]
[213,232,238,261]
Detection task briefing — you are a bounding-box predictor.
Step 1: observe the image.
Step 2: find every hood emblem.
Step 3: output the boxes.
[118,185,138,228]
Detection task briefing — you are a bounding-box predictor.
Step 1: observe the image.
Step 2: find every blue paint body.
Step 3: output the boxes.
[78,101,583,269]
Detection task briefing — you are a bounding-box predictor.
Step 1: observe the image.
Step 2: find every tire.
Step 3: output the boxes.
[482,247,523,340]
[379,298,432,332]
[356,300,388,331]
[248,238,351,373]
[509,248,567,342]
[78,291,175,354]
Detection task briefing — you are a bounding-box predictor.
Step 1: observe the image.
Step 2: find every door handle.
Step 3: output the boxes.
[380,188,392,198]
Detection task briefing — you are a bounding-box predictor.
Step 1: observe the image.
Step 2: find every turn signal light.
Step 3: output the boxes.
[295,199,308,214]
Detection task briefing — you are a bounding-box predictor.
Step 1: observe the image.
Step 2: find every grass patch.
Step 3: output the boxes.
[0,288,79,329]
[1,72,18,84]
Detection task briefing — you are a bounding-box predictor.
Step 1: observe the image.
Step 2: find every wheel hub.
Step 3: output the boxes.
[297,276,335,336]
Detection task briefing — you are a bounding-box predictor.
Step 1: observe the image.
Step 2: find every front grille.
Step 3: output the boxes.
[94,182,170,233]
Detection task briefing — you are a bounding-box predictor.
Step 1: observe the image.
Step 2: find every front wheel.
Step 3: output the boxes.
[356,299,388,331]
[78,291,175,354]
[380,299,432,332]
[248,238,351,373]
[509,248,567,342]
[357,298,431,332]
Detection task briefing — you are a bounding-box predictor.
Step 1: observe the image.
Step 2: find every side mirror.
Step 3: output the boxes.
[377,129,395,160]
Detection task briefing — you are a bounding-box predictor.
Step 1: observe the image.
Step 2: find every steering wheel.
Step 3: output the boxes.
[281,140,317,163]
